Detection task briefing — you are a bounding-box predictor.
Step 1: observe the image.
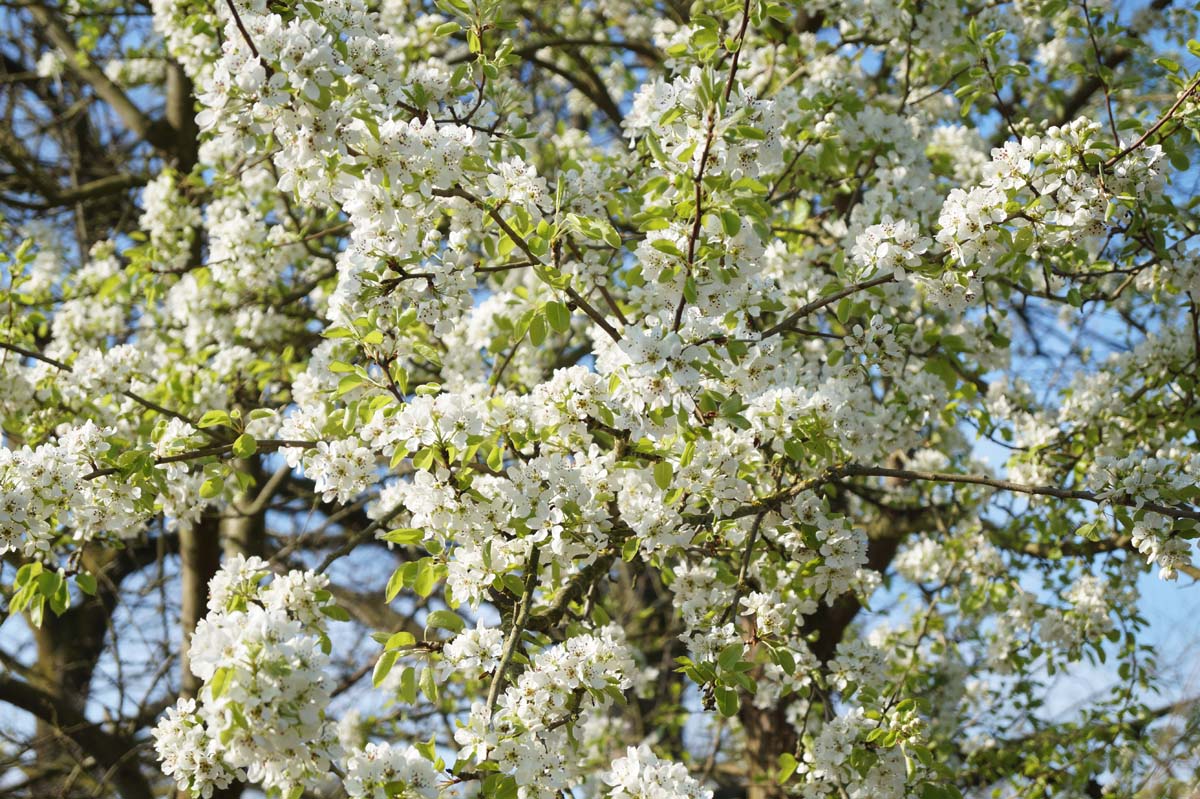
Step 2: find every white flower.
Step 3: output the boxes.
[343,742,439,799]
[606,745,713,799]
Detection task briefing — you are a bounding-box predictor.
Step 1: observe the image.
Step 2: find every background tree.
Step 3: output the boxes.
[2,0,1200,798]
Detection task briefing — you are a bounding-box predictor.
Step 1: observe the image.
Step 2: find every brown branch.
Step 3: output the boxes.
[83,439,317,480]
[0,340,199,427]
[26,4,174,150]
[840,464,1200,522]
[759,273,896,339]
[486,546,541,718]
[432,186,622,342]
[526,548,618,633]
[0,674,153,799]
[672,0,753,332]
[1105,70,1200,169]
[0,172,145,210]
[989,527,1200,580]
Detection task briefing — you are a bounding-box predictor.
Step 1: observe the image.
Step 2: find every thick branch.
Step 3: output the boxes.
[840,464,1200,522]
[0,675,153,799]
[760,274,895,339]
[26,4,174,150]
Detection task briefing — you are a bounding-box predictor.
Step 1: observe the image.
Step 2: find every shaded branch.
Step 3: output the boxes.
[0,675,153,799]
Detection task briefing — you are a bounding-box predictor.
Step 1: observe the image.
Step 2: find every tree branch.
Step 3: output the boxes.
[0,674,153,799]
[26,4,174,150]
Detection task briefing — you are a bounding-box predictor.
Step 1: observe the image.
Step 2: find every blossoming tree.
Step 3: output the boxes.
[3,0,1200,796]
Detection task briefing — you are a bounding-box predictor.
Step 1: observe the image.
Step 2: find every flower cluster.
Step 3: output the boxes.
[937,118,1164,270]
[0,422,147,556]
[1131,511,1192,580]
[140,169,201,274]
[605,745,713,799]
[1040,574,1115,650]
[850,217,932,278]
[26,0,1196,795]
[67,344,147,398]
[152,556,342,797]
[793,706,914,798]
[441,624,505,679]
[343,742,439,799]
[302,437,377,504]
[454,626,635,791]
[623,70,785,180]
[151,699,241,799]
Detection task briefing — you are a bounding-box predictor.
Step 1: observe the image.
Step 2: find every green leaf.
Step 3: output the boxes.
[772,645,796,675]
[653,461,674,490]
[487,775,519,799]
[682,275,698,303]
[778,752,798,783]
[321,604,351,622]
[732,176,768,193]
[680,440,695,468]
[385,631,416,649]
[37,570,63,600]
[337,374,364,396]
[651,239,684,258]
[718,642,744,671]
[501,573,525,595]
[529,313,547,346]
[197,409,231,429]
[1013,226,1034,252]
[835,297,852,325]
[210,666,232,699]
[487,444,504,471]
[75,573,97,596]
[426,609,465,633]
[715,685,739,717]
[419,664,439,701]
[382,528,425,545]
[386,567,406,602]
[373,650,398,687]
[413,561,437,597]
[200,477,223,499]
[232,434,257,458]
[412,447,436,470]
[545,301,571,333]
[399,666,418,703]
[719,209,742,237]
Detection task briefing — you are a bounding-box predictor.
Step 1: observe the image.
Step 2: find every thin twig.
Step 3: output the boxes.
[486,547,541,720]
[432,186,622,342]
[1106,71,1200,168]
[0,340,199,427]
[759,273,895,339]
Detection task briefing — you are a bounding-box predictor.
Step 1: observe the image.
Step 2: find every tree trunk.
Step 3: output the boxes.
[741,702,797,799]
[179,515,222,698]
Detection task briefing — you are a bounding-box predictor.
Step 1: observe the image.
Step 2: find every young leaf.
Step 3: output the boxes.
[653,461,674,490]
[373,650,398,687]
[545,300,571,332]
[232,433,257,458]
[426,609,465,633]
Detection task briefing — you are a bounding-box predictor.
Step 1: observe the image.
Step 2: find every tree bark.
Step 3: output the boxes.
[179,515,222,698]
